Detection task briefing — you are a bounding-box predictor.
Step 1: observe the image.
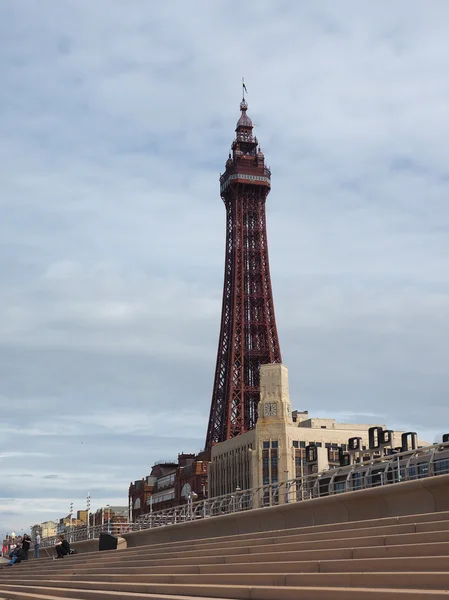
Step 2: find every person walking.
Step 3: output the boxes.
[34,532,41,559]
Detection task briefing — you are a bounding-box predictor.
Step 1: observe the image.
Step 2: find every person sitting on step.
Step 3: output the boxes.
[5,542,25,566]
[55,535,71,559]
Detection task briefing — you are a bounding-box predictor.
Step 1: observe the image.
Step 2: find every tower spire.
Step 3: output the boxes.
[205,97,282,449]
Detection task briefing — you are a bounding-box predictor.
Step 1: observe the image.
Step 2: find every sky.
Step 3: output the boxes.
[1,0,449,537]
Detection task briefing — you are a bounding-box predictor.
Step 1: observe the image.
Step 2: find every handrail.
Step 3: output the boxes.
[39,440,449,548]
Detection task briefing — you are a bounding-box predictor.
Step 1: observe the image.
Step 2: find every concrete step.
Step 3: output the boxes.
[123,509,449,552]
[5,554,449,578]
[33,519,449,572]
[4,510,449,598]
[1,583,449,600]
[11,531,449,578]
[0,548,409,575]
[4,571,449,590]
[36,510,439,561]
[92,528,449,564]
[58,526,446,566]
[21,540,449,571]
[199,555,449,575]
[0,588,228,600]
[101,514,449,559]
[31,514,449,573]
[32,510,449,564]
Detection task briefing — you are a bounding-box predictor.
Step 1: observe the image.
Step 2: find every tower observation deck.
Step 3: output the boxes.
[205,98,282,448]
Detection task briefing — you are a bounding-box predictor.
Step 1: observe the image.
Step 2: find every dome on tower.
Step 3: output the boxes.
[236,99,253,129]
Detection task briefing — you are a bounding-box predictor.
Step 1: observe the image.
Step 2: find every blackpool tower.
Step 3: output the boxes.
[205,97,282,448]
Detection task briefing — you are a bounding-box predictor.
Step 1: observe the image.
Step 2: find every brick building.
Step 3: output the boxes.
[129,452,210,521]
[175,451,210,503]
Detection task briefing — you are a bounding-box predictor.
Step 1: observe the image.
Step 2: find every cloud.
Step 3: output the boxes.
[0,0,449,534]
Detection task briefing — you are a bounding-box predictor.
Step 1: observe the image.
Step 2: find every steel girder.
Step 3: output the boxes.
[206,183,282,448]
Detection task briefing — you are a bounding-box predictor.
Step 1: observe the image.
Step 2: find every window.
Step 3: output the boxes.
[157,473,176,490]
[152,491,175,504]
[293,441,299,448]
[263,441,270,449]
[271,449,278,483]
[351,473,363,491]
[334,481,346,493]
[417,463,429,477]
[300,441,306,448]
[435,459,449,475]
[262,449,269,485]
[271,440,279,448]
[134,498,141,510]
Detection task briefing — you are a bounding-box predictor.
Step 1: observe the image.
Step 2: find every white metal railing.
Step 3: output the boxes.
[40,522,142,549]
[39,440,449,548]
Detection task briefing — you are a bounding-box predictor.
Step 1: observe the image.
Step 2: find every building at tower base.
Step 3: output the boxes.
[208,363,429,497]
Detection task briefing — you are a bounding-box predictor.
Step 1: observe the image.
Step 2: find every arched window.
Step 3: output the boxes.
[134,498,141,510]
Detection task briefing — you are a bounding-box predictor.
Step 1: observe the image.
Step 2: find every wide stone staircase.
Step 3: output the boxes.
[2,510,449,599]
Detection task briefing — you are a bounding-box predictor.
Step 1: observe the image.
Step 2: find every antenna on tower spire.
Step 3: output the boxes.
[242,77,248,99]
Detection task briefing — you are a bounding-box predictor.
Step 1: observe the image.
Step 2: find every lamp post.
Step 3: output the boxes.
[187,491,198,520]
[69,503,74,543]
[283,470,290,503]
[300,452,305,501]
[86,493,91,540]
[234,486,241,512]
[106,505,111,534]
[149,495,153,528]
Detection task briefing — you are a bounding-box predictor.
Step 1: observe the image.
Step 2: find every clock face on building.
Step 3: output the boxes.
[264,402,277,417]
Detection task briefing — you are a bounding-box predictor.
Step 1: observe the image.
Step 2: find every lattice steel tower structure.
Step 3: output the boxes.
[205,98,282,448]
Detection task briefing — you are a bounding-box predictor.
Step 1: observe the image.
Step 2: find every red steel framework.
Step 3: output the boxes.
[205,98,282,448]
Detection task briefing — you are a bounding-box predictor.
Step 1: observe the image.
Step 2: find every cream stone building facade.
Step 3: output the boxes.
[209,364,428,497]
[31,520,56,540]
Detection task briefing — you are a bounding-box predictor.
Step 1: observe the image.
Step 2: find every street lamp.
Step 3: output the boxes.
[233,486,242,512]
[148,495,154,529]
[69,503,74,543]
[86,493,91,539]
[106,505,111,534]
[186,491,198,520]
